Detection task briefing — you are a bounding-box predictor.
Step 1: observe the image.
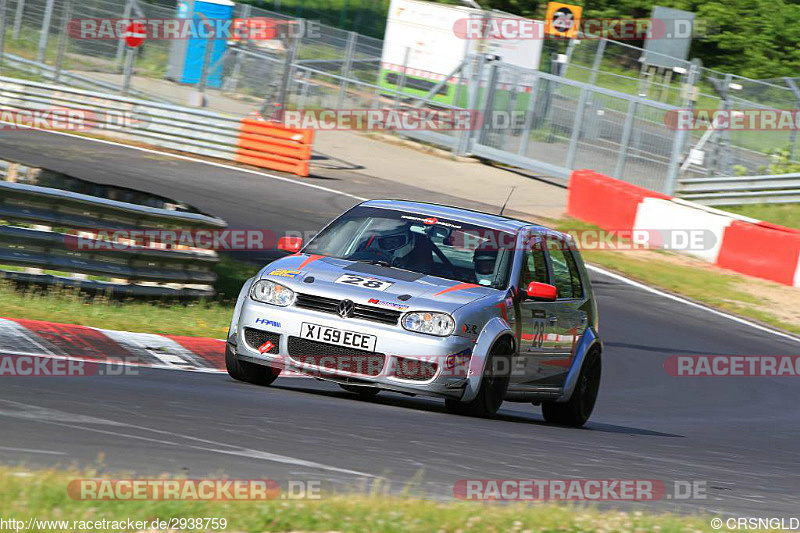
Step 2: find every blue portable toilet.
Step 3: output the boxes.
[167,0,234,88]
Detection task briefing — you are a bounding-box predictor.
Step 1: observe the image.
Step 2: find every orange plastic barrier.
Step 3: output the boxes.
[235,117,315,176]
[566,169,671,230]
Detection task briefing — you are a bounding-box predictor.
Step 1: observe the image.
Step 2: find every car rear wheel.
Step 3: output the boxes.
[541,349,601,427]
[225,344,280,386]
[444,339,512,418]
[339,384,381,397]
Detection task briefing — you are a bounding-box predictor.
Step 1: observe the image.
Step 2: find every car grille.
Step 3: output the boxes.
[287,336,385,376]
[395,357,438,381]
[294,293,402,325]
[244,328,280,354]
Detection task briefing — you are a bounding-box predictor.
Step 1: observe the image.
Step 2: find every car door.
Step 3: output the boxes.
[513,232,558,386]
[541,234,590,386]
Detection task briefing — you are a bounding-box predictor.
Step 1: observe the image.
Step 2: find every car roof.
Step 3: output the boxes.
[360,199,549,233]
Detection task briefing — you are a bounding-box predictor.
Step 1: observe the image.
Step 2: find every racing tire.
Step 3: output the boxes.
[225,344,280,386]
[541,349,601,427]
[444,339,512,418]
[339,384,381,397]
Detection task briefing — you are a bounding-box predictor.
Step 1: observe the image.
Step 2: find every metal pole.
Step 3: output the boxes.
[565,86,590,169]
[0,0,7,72]
[336,30,357,109]
[115,0,133,70]
[393,46,410,110]
[224,3,250,92]
[664,127,688,195]
[614,100,637,178]
[561,38,576,79]
[12,0,23,41]
[784,77,800,161]
[197,17,215,95]
[587,39,606,86]
[121,46,135,94]
[516,72,539,156]
[262,33,297,116]
[53,0,72,83]
[36,0,55,63]
[478,61,499,146]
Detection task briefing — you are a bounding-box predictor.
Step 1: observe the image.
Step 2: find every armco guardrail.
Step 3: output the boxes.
[0,76,314,177]
[0,178,227,298]
[677,173,800,206]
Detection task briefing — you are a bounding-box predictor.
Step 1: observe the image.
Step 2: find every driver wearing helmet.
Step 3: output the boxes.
[473,245,498,286]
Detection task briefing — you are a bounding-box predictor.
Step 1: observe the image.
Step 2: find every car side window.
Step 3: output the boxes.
[521,234,549,286]
[547,243,583,299]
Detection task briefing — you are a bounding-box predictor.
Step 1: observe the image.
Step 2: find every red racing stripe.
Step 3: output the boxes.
[433,283,480,297]
[297,254,325,269]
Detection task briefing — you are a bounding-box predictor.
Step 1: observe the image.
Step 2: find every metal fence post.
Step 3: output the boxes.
[478,61,499,146]
[262,33,298,116]
[613,100,637,178]
[336,31,357,109]
[664,127,688,195]
[197,23,215,96]
[12,0,23,41]
[784,77,800,161]
[393,46,410,110]
[115,0,133,70]
[0,0,6,72]
[587,39,606,86]
[516,73,539,156]
[37,0,55,63]
[565,85,590,169]
[121,46,135,94]
[53,0,72,83]
[223,3,249,92]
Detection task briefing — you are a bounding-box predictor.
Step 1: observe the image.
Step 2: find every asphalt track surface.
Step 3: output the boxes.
[1,130,799,517]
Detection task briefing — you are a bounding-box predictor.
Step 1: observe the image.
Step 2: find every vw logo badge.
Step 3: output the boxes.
[337,299,355,318]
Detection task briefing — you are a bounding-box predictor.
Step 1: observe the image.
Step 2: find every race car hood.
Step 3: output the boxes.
[259,254,497,313]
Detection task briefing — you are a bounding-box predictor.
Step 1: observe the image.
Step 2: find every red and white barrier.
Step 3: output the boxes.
[567,169,800,288]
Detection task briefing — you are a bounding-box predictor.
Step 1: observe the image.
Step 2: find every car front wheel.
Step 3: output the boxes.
[444,339,512,418]
[541,349,601,427]
[225,344,280,386]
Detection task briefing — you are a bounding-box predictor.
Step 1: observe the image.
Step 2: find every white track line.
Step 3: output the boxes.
[587,264,800,345]
[0,446,66,455]
[10,127,799,346]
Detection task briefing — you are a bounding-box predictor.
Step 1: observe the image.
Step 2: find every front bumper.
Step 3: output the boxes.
[231,300,475,399]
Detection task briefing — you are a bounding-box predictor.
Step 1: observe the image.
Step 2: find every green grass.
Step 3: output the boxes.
[0,466,739,532]
[556,218,800,335]
[720,203,800,230]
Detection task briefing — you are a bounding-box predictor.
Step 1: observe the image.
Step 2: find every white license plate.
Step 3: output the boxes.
[335,274,393,291]
[300,323,377,352]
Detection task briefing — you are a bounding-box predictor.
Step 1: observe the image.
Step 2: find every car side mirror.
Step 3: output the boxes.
[277,236,303,253]
[524,281,557,302]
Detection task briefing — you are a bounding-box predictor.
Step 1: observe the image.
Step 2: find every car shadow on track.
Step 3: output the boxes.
[269,382,685,438]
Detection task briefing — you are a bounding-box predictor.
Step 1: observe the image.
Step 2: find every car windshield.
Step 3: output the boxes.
[303,206,517,289]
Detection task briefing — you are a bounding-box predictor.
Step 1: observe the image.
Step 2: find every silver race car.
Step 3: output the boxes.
[226,200,602,426]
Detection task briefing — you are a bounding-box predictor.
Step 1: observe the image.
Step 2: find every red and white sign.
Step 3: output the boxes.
[124,21,147,48]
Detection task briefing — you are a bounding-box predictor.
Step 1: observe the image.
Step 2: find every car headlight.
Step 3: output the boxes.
[250,279,295,306]
[401,312,455,336]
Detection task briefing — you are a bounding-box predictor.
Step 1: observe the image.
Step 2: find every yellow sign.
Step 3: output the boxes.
[545,2,582,39]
